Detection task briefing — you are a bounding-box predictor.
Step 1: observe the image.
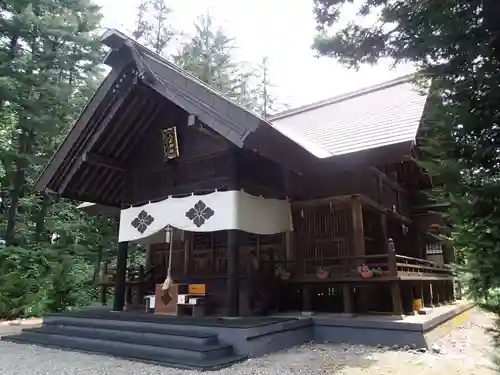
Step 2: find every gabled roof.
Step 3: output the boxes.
[34,29,316,205]
[268,75,429,158]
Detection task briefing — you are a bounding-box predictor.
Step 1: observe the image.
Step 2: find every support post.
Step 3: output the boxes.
[113,241,128,311]
[342,285,353,314]
[302,284,312,313]
[432,283,441,306]
[390,282,404,315]
[423,282,434,308]
[351,197,365,258]
[183,231,192,276]
[145,244,153,269]
[387,238,398,276]
[100,262,108,306]
[380,211,388,252]
[227,230,240,317]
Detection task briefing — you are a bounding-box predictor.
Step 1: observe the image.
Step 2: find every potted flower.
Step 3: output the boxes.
[371,267,383,277]
[275,265,291,280]
[357,265,373,279]
[316,266,330,279]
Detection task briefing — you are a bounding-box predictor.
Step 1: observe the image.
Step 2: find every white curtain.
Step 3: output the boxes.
[119,190,293,243]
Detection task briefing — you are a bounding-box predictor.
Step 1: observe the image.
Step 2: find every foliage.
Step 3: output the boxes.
[172,13,287,116]
[0,245,97,319]
[312,0,500,305]
[131,0,175,55]
[0,0,117,319]
[173,14,247,100]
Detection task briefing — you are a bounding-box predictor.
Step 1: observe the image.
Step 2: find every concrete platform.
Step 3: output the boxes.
[2,301,474,369]
[275,301,474,348]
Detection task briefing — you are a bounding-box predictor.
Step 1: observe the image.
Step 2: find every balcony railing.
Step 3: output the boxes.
[263,239,453,281]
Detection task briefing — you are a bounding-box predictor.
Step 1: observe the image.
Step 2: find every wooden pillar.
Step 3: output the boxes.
[145,244,153,269]
[342,285,353,314]
[183,231,192,276]
[137,265,145,305]
[351,196,365,258]
[432,282,441,306]
[390,282,404,315]
[450,280,456,301]
[227,230,240,317]
[423,282,433,307]
[418,283,424,306]
[376,174,383,204]
[113,241,128,311]
[380,211,388,251]
[387,238,398,276]
[302,284,312,312]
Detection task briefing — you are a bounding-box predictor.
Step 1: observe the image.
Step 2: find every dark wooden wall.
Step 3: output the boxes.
[149,231,286,315]
[291,166,410,218]
[122,97,287,205]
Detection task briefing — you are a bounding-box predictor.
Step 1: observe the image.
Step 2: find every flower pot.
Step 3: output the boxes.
[316,272,330,279]
[279,274,291,281]
[360,272,373,279]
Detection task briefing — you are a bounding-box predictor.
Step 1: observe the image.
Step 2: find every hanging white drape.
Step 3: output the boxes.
[118,190,293,243]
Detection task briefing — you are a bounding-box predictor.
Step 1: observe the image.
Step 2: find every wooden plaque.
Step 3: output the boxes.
[162,127,180,160]
[154,283,179,315]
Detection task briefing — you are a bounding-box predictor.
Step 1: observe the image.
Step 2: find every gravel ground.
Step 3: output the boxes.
[0,308,496,375]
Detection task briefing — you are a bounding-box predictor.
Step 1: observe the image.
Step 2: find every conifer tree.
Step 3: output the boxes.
[131,0,174,56]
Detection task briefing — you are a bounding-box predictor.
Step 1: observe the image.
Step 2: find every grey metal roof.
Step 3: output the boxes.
[269,75,429,158]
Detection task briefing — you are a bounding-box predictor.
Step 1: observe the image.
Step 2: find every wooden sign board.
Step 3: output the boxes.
[154,283,179,315]
[188,284,206,295]
[162,127,180,160]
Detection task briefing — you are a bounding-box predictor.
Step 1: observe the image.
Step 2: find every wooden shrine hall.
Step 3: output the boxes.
[35,29,455,319]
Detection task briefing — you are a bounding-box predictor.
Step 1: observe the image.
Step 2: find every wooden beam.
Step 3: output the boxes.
[359,195,412,224]
[82,153,123,171]
[35,58,130,192]
[57,75,138,195]
[368,166,407,194]
[291,194,353,208]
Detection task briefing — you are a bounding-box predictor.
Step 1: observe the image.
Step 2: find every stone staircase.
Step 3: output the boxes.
[3,315,246,370]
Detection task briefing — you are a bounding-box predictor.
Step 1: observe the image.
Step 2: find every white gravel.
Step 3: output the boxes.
[0,308,496,375]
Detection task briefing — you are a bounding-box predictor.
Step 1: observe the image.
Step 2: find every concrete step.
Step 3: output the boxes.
[4,331,245,371]
[43,319,218,346]
[43,315,215,337]
[30,325,231,359]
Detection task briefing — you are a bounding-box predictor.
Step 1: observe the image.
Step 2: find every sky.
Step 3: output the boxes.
[96,0,415,108]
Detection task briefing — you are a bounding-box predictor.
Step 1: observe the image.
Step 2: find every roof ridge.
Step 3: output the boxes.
[101,28,269,123]
[268,73,418,121]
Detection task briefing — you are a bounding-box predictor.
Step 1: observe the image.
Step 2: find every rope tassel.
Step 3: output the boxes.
[161,225,174,292]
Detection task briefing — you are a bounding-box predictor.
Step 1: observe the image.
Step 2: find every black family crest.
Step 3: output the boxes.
[185,200,215,228]
[131,210,155,234]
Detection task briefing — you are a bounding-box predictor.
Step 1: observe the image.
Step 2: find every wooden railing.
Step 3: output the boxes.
[97,265,152,285]
[261,239,453,281]
[265,254,392,280]
[395,255,453,277]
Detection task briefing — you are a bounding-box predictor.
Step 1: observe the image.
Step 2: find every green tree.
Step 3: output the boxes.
[251,57,289,117]
[131,0,175,55]
[0,0,118,318]
[174,13,240,95]
[173,12,262,109]
[311,0,500,305]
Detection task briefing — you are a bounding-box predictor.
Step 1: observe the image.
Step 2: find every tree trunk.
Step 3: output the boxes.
[34,193,51,242]
[4,128,27,245]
